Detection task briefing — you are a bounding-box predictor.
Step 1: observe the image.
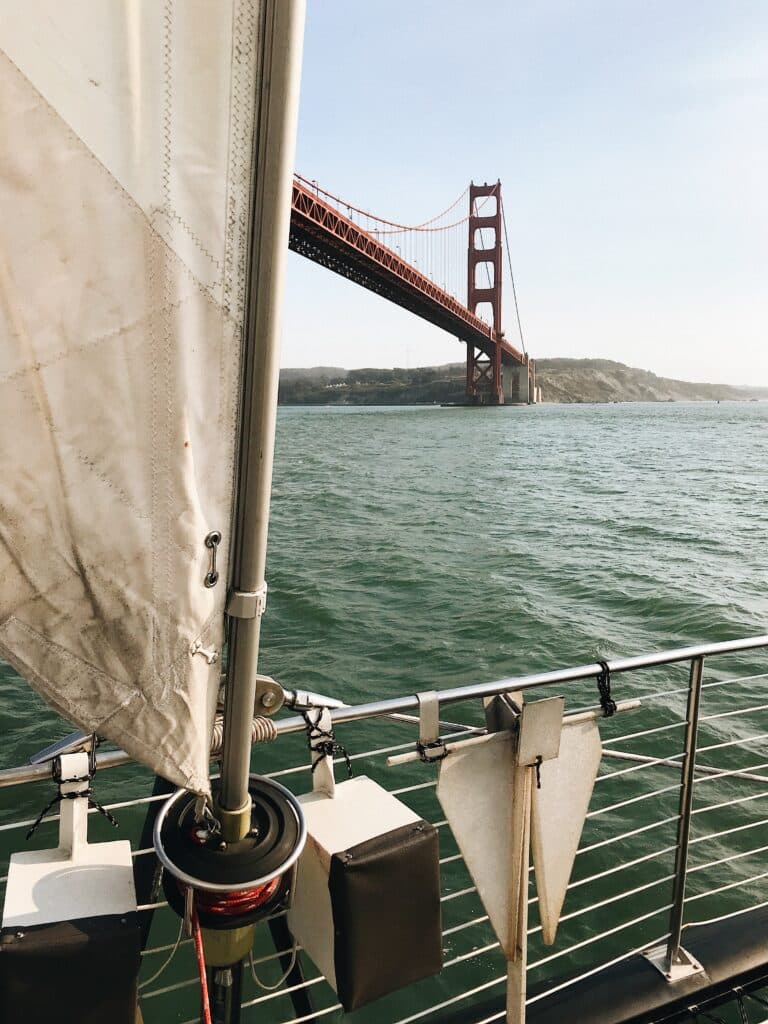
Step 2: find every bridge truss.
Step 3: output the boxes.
[289,175,536,405]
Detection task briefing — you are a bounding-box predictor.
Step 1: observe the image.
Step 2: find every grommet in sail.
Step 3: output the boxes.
[154,775,306,931]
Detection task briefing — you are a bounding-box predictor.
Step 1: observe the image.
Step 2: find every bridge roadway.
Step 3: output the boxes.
[289,177,526,368]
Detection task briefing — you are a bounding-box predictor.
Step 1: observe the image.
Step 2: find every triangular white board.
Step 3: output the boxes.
[530,717,602,945]
[436,731,520,955]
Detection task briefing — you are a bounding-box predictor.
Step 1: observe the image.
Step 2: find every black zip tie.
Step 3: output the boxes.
[596,660,617,718]
[416,739,448,764]
[302,709,353,779]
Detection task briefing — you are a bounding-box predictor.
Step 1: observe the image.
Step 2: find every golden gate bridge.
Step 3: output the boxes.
[289,174,538,406]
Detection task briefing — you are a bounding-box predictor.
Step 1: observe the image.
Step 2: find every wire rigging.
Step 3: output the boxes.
[294,172,530,352]
[294,173,469,232]
[501,196,528,356]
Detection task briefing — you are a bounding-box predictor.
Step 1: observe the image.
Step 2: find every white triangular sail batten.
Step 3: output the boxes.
[436,731,519,955]
[436,709,603,959]
[530,717,602,945]
[0,2,264,793]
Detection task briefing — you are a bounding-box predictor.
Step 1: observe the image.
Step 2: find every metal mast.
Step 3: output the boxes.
[219,0,305,836]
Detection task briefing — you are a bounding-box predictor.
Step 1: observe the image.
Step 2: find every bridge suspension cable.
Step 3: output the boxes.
[294,173,470,231]
[292,172,529,356]
[501,197,528,356]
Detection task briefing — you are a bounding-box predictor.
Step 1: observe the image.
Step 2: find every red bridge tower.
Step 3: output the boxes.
[466,181,504,404]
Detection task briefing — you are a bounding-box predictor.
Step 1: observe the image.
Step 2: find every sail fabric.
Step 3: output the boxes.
[0,2,262,794]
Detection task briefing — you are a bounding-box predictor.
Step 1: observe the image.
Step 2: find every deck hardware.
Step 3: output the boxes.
[251,673,284,718]
[204,530,222,588]
[417,690,448,763]
[226,582,268,619]
[302,706,351,797]
[596,660,617,717]
[25,746,118,841]
[28,729,93,766]
[191,639,219,665]
[660,655,705,978]
[645,942,705,982]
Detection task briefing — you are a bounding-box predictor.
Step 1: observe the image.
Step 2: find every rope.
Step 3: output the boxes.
[301,708,353,778]
[249,945,298,992]
[192,904,212,1024]
[596,661,617,718]
[26,785,119,840]
[416,739,448,764]
[138,916,184,991]
[191,877,281,918]
[500,196,528,356]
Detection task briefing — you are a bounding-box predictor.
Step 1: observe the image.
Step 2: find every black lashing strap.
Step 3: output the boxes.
[596,660,617,718]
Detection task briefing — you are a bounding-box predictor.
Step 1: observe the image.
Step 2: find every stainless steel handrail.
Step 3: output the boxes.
[665,656,704,972]
[273,633,768,735]
[1,633,765,788]
[2,633,768,1024]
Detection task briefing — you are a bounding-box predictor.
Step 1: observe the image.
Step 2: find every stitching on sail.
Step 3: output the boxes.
[74,451,152,523]
[134,602,225,697]
[0,616,139,712]
[161,0,173,212]
[158,2,176,666]
[0,613,216,793]
[0,50,238,317]
[219,0,260,544]
[0,33,243,796]
[154,1,226,294]
[0,300,184,390]
[146,205,161,678]
[5,556,226,700]
[153,207,223,273]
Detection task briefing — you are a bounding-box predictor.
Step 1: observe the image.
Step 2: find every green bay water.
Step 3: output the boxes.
[1,400,767,1022]
[264,402,767,696]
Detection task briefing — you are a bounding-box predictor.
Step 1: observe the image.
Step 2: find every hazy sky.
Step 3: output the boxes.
[282,1,767,385]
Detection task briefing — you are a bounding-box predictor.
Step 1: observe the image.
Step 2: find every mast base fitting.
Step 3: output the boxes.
[217,797,254,843]
[154,775,306,932]
[201,924,256,967]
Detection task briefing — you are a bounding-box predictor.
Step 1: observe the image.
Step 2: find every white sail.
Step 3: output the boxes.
[0,2,264,793]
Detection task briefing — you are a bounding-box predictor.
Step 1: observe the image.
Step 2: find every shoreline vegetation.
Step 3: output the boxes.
[278,358,768,406]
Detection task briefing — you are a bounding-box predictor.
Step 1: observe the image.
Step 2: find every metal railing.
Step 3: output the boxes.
[2,633,768,1023]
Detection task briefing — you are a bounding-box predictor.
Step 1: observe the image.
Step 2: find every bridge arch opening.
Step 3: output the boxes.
[472,194,498,217]
[473,227,497,250]
[473,301,495,327]
[474,262,495,288]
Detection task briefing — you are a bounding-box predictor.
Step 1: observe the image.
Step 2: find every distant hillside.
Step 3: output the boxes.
[278,359,766,405]
[535,359,764,404]
[280,366,347,381]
